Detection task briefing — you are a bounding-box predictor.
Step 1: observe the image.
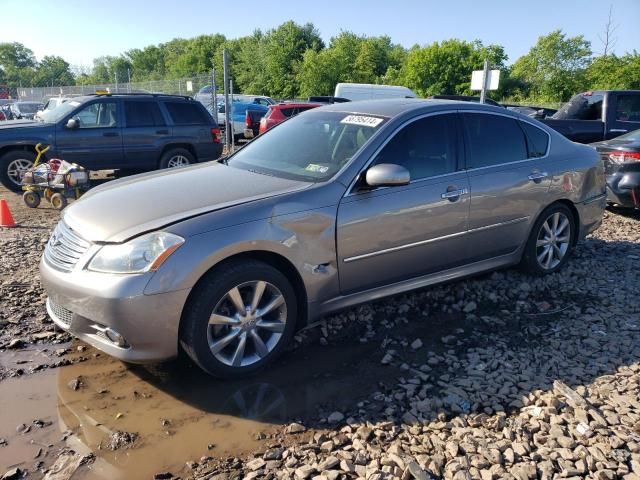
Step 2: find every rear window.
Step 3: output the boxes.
[280,108,295,118]
[164,101,209,125]
[520,122,549,158]
[552,93,604,121]
[125,101,165,127]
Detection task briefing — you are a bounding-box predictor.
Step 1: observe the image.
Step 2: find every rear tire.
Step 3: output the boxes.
[50,193,67,210]
[23,191,40,208]
[520,203,576,275]
[159,148,195,169]
[180,260,298,378]
[1,150,36,192]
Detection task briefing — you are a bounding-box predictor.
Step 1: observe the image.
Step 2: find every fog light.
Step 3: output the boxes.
[104,328,127,347]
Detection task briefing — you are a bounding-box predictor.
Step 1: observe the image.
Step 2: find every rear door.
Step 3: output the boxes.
[463,112,552,262]
[162,100,214,160]
[607,93,640,139]
[337,113,470,293]
[55,99,124,169]
[122,99,167,169]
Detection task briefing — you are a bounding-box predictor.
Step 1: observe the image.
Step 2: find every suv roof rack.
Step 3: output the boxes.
[90,92,195,101]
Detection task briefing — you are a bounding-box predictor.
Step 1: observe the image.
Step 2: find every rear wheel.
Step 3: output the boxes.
[521,203,575,275]
[1,151,36,192]
[180,260,298,378]
[50,193,67,210]
[23,191,40,208]
[159,148,195,169]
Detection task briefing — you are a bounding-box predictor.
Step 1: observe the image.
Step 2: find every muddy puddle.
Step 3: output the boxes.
[1,339,400,479]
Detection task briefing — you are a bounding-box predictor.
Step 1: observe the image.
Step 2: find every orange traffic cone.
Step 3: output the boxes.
[0,199,17,228]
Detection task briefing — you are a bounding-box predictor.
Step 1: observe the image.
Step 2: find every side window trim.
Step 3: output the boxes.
[345,110,461,197]
[519,120,551,158]
[459,110,549,172]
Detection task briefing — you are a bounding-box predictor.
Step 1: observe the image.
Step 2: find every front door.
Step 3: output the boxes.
[55,100,123,169]
[462,112,553,261]
[337,113,470,294]
[608,93,640,139]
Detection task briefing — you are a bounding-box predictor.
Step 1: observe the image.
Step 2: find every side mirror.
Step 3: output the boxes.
[365,163,410,187]
[66,118,79,129]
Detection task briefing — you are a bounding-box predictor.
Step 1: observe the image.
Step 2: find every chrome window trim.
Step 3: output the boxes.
[343,216,529,263]
[458,109,552,172]
[344,110,462,198]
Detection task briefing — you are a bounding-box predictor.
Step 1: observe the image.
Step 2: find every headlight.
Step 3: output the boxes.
[87,232,184,274]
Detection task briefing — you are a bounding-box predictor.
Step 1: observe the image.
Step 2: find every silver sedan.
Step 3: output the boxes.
[40,99,606,377]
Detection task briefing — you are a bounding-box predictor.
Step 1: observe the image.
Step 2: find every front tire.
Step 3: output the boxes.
[180,260,298,378]
[520,203,576,275]
[159,148,195,169]
[50,193,67,210]
[1,150,36,192]
[23,191,40,208]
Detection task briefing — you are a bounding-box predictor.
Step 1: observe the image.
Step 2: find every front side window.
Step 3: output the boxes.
[227,110,387,182]
[74,102,118,128]
[372,114,457,180]
[615,95,640,122]
[463,113,528,168]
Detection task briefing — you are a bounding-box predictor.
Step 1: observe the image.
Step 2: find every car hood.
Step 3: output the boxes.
[63,162,311,243]
[0,119,48,130]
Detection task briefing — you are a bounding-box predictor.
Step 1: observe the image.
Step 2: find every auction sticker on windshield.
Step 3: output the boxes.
[305,164,329,173]
[341,115,384,127]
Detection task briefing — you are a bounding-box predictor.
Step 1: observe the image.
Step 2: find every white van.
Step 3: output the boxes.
[334,83,417,101]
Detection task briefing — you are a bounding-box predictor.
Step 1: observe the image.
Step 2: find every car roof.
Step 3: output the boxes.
[272,102,320,109]
[316,98,508,117]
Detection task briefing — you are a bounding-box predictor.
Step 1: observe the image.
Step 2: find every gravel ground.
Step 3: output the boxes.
[1,184,640,479]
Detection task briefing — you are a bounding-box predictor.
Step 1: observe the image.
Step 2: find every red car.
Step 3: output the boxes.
[259,102,321,134]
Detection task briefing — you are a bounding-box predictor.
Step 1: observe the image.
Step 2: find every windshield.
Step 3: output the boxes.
[17,103,40,114]
[39,100,81,123]
[226,110,387,182]
[552,93,604,121]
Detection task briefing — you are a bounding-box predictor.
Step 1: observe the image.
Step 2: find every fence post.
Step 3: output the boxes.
[479,59,489,104]
[223,49,233,151]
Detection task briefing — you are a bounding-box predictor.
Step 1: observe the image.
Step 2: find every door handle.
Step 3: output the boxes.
[441,187,468,200]
[103,132,119,137]
[528,171,548,182]
[156,129,169,135]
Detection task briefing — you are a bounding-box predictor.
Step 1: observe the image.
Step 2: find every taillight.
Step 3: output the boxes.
[245,111,251,128]
[609,152,640,164]
[211,128,221,143]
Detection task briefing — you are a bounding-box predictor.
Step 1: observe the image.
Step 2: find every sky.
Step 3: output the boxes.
[2,0,639,69]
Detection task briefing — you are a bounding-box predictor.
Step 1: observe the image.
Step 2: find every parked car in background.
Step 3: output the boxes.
[542,90,640,143]
[258,102,321,134]
[592,128,640,209]
[307,96,351,104]
[0,93,222,191]
[504,104,558,119]
[195,86,275,109]
[215,101,269,141]
[9,101,43,120]
[40,99,605,378]
[334,83,416,101]
[36,96,73,119]
[429,94,503,108]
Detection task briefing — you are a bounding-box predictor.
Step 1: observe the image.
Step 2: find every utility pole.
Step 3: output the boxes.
[127,68,131,93]
[223,49,232,151]
[479,59,489,104]
[115,71,119,93]
[211,67,217,118]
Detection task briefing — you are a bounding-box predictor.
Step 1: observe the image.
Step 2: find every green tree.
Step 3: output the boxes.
[33,55,74,87]
[586,52,640,90]
[0,42,37,87]
[511,30,592,102]
[401,39,507,97]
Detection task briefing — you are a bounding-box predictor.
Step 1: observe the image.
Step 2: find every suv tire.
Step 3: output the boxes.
[180,260,297,378]
[520,203,576,275]
[1,150,36,192]
[159,148,195,169]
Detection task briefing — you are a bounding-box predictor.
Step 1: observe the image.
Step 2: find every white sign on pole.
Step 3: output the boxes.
[471,70,500,90]
[186,81,193,92]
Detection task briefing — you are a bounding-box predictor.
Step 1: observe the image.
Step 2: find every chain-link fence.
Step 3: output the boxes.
[14,74,216,102]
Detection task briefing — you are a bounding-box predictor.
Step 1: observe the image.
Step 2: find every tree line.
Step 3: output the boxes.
[1,20,638,104]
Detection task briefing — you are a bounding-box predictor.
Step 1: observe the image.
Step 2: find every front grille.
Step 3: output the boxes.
[44,221,91,272]
[48,299,73,327]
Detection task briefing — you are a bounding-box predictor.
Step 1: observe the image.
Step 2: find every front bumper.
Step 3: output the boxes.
[40,257,191,363]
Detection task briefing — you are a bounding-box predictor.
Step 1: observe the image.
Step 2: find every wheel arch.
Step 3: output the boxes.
[159,144,197,164]
[552,199,580,247]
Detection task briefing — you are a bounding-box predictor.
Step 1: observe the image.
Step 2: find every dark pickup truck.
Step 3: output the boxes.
[0,93,222,191]
[542,90,640,144]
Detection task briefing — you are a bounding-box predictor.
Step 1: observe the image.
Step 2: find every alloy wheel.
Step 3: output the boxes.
[535,211,571,270]
[166,155,190,168]
[207,281,287,367]
[7,158,33,186]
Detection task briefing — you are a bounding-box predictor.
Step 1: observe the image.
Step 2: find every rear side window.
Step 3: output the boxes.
[520,122,549,158]
[463,113,528,168]
[164,101,208,125]
[280,108,295,118]
[125,101,165,127]
[372,114,457,180]
[615,95,640,122]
